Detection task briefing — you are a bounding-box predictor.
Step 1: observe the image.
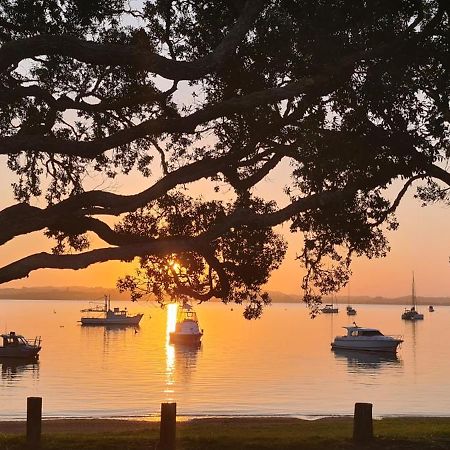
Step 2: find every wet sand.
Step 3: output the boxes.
[0,417,328,435]
[0,419,154,434]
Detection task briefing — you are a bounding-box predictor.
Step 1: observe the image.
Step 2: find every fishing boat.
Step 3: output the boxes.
[346,305,357,316]
[401,273,424,321]
[429,305,434,312]
[0,332,41,359]
[80,295,143,326]
[169,301,203,345]
[331,324,403,352]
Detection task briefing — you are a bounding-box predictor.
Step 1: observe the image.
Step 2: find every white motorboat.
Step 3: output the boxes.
[401,273,424,321]
[169,301,203,345]
[331,324,403,352]
[80,295,143,326]
[0,332,41,359]
[321,304,339,314]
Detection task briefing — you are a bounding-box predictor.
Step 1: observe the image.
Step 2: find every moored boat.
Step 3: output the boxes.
[169,301,203,345]
[0,332,41,359]
[346,305,357,316]
[80,295,143,326]
[401,273,424,321]
[331,324,403,353]
[321,304,339,314]
[429,305,434,312]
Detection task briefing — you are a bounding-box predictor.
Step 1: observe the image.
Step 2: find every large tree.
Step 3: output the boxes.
[0,0,448,317]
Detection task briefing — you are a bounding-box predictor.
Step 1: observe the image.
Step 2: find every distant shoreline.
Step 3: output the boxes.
[0,286,449,306]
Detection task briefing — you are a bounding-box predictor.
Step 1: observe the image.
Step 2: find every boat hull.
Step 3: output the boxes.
[80,314,143,326]
[331,338,402,352]
[0,346,40,359]
[169,332,202,345]
[401,312,424,320]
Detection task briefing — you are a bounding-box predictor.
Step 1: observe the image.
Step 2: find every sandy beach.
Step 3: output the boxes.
[0,416,336,434]
[0,419,154,434]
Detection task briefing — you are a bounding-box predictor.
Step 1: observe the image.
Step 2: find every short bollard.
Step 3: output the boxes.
[159,402,176,450]
[26,396,42,447]
[353,402,373,442]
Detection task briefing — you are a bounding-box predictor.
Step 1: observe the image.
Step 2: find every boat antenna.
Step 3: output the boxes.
[353,321,358,327]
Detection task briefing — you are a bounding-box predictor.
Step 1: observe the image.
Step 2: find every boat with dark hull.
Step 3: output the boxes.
[80,295,143,326]
[321,304,339,314]
[401,273,424,321]
[0,332,41,359]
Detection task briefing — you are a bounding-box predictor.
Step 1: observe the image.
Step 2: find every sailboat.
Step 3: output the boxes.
[346,286,357,315]
[401,273,424,321]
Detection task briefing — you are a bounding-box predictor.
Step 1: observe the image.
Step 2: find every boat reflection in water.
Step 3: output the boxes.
[332,348,402,373]
[0,357,40,381]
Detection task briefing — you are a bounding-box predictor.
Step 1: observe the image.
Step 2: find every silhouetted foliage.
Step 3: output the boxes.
[0,0,448,316]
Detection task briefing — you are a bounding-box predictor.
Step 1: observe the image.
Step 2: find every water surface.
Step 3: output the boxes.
[0,300,448,418]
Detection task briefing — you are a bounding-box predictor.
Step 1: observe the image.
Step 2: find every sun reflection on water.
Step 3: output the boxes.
[166,303,178,334]
[164,303,178,397]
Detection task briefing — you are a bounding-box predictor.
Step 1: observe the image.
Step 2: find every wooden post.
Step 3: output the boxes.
[26,396,42,447]
[353,402,373,442]
[159,402,176,450]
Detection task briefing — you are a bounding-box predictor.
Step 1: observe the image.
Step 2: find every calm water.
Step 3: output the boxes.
[0,300,449,419]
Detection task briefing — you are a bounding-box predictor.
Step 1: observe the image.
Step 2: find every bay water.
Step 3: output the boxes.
[0,300,448,419]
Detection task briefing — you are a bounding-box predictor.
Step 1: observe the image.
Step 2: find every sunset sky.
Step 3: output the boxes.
[1,155,448,298]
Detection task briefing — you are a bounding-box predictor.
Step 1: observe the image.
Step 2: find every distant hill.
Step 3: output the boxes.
[0,286,130,301]
[0,286,449,305]
[269,291,450,306]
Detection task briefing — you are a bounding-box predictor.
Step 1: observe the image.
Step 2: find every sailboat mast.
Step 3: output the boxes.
[412,272,416,308]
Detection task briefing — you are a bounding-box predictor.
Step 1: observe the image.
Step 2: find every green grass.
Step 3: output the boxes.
[1,417,450,449]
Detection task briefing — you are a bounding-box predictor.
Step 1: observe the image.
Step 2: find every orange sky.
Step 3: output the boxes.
[1,156,449,298]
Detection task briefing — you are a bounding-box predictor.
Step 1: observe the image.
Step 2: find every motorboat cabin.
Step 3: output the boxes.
[331,324,403,352]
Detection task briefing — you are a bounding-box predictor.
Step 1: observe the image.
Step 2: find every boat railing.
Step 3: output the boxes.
[389,334,403,341]
[24,336,41,347]
[81,305,106,313]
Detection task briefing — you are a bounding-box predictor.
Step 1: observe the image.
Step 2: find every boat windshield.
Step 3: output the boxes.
[359,330,383,336]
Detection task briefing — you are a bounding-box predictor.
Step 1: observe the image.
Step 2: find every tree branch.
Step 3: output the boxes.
[0,0,266,80]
